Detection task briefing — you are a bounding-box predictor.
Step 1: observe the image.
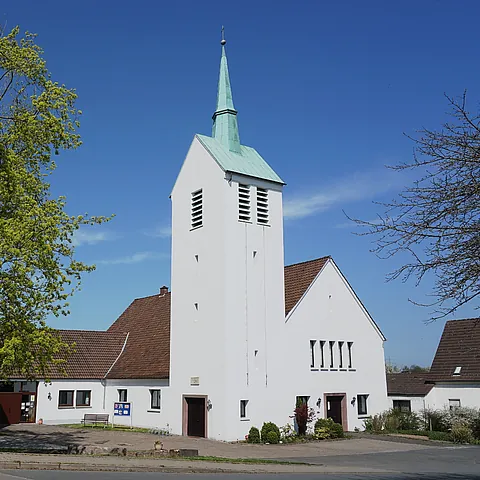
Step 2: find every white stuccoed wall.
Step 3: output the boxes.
[427,383,480,409]
[36,380,104,424]
[104,379,170,429]
[264,260,389,434]
[388,395,428,413]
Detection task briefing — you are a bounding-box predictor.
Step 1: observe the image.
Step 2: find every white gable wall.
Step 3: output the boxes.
[265,260,389,432]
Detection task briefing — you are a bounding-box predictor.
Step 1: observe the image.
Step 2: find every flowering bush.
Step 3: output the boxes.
[279,423,297,443]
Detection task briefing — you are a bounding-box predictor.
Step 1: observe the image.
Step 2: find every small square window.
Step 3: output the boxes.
[240,399,249,418]
[118,389,127,402]
[357,394,368,415]
[58,390,74,408]
[150,389,161,410]
[453,366,462,376]
[76,390,91,407]
[393,400,411,413]
[449,399,461,411]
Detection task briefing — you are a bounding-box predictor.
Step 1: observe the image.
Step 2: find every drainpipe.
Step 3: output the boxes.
[102,333,129,410]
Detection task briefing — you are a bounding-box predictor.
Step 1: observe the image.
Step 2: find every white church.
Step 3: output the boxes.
[6,36,389,440]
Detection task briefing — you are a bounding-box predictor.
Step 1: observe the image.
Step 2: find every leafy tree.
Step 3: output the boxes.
[0,27,110,378]
[352,93,479,320]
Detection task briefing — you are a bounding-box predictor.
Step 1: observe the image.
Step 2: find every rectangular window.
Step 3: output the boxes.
[150,389,161,410]
[393,400,411,413]
[240,399,249,418]
[357,394,368,415]
[118,389,127,402]
[296,395,310,407]
[191,189,203,229]
[338,341,344,368]
[310,340,316,368]
[256,188,269,225]
[76,390,91,407]
[329,341,335,368]
[58,390,74,408]
[238,184,251,222]
[449,399,461,411]
[320,341,325,368]
[347,342,353,368]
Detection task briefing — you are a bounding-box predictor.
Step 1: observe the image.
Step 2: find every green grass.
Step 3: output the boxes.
[63,424,151,433]
[173,456,311,465]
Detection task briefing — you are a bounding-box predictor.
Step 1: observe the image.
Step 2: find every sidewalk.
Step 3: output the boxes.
[0,452,394,474]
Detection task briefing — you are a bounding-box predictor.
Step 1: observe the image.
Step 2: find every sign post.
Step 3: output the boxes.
[113,402,132,428]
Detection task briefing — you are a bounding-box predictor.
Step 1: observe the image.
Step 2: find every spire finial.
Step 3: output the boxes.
[221,26,226,45]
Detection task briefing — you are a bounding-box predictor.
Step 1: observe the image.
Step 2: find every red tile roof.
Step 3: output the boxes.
[106,292,171,379]
[48,330,128,379]
[284,257,330,315]
[429,318,480,382]
[386,372,433,396]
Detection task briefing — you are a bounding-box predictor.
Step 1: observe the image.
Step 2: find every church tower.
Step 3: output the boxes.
[169,32,285,441]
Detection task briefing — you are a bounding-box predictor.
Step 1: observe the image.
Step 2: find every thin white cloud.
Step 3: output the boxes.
[283,170,399,221]
[98,251,167,266]
[335,217,383,229]
[73,230,117,247]
[143,225,172,238]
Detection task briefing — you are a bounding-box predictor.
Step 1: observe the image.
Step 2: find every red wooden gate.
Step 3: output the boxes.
[0,393,22,425]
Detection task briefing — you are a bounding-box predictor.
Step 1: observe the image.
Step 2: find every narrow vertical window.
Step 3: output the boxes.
[320,341,325,368]
[329,341,335,368]
[240,400,249,418]
[238,184,251,222]
[256,188,269,225]
[357,394,368,415]
[191,189,203,229]
[150,390,161,410]
[338,341,344,368]
[347,342,353,368]
[118,389,127,402]
[310,340,316,368]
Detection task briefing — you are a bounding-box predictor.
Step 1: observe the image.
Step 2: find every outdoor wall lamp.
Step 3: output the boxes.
[206,399,212,411]
[351,396,356,406]
[316,398,322,408]
[47,392,52,401]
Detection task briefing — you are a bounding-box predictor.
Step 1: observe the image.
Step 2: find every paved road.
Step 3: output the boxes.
[1,472,480,479]
[280,444,480,475]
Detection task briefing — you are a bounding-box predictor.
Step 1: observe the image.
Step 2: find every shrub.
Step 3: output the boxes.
[294,401,316,436]
[450,423,474,444]
[261,422,280,443]
[313,418,344,439]
[470,417,480,440]
[364,414,384,433]
[427,431,451,442]
[247,426,260,444]
[265,430,279,444]
[279,423,297,443]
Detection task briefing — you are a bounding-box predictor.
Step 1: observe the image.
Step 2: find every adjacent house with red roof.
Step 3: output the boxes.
[387,318,480,413]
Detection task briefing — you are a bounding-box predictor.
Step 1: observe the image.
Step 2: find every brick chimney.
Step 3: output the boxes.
[159,286,169,296]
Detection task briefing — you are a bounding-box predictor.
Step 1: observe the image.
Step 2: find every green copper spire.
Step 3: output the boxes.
[212,28,241,154]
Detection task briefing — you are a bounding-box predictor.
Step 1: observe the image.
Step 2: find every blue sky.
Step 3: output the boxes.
[4,0,479,366]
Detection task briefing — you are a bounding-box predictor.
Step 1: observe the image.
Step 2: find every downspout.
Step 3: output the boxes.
[102,333,130,410]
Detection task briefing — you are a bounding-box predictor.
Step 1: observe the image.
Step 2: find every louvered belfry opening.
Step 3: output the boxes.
[238,184,251,222]
[256,188,269,225]
[191,189,203,229]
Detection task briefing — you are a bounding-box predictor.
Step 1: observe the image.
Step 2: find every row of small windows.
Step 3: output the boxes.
[309,340,354,370]
[58,389,161,411]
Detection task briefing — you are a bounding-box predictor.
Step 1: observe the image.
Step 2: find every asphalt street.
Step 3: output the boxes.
[0,472,480,480]
[0,445,478,479]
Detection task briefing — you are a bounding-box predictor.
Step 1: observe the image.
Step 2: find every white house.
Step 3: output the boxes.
[4,36,389,440]
[387,318,480,414]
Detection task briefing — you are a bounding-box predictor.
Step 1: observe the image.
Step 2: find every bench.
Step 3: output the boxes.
[81,413,109,427]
